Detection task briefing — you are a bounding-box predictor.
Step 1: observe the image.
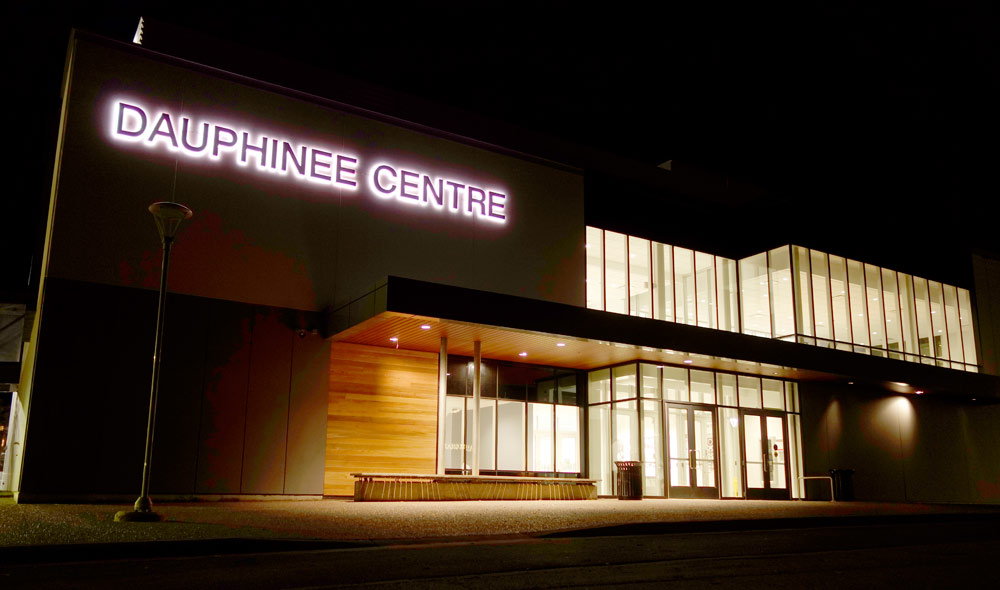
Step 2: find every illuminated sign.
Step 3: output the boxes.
[109,100,507,224]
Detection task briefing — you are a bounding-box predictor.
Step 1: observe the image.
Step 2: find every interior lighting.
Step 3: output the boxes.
[519,352,528,357]
[683,359,693,364]
[389,337,398,342]
[556,343,566,347]
[915,390,924,395]
[420,324,431,330]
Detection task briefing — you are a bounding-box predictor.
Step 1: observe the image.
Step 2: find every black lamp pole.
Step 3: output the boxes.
[116,202,192,523]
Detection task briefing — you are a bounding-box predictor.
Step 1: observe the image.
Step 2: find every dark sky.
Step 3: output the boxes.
[5,3,999,301]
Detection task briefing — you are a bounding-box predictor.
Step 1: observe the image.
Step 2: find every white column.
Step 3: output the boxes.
[436,337,447,475]
[472,340,481,476]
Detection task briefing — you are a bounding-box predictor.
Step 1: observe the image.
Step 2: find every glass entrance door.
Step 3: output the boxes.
[742,410,789,500]
[666,404,718,498]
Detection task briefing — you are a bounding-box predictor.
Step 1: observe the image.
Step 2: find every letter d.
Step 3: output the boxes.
[116,102,147,137]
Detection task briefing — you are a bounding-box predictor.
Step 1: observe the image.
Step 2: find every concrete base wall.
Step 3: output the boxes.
[801,382,1000,504]
[17,279,329,502]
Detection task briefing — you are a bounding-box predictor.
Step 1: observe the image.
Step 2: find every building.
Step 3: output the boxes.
[5,28,1000,504]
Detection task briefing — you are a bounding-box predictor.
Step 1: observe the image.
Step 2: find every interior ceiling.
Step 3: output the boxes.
[331,311,833,383]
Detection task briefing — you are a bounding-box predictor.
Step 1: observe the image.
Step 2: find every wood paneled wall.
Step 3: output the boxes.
[326,343,439,496]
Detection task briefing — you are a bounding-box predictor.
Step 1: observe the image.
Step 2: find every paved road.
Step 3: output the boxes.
[2,515,996,588]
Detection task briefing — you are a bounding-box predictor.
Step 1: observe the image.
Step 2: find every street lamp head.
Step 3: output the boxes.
[148,202,193,243]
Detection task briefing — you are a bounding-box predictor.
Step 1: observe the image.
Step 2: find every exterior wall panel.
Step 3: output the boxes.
[325,343,438,496]
[150,294,210,494]
[194,301,253,494]
[240,308,293,494]
[284,332,330,494]
[800,382,1000,504]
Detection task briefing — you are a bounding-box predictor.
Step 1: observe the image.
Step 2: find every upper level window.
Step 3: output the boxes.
[584,227,978,373]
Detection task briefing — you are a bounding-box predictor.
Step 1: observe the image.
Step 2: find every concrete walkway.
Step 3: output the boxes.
[3,497,1000,551]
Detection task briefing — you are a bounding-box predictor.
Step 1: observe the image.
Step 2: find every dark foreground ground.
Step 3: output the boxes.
[2,498,998,588]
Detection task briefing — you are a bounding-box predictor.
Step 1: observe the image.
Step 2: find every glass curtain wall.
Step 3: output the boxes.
[445,357,583,476]
[787,246,978,371]
[585,228,978,372]
[587,362,804,499]
[585,227,739,331]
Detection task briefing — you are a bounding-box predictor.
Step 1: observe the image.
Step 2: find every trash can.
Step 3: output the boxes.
[615,461,643,500]
[829,468,855,501]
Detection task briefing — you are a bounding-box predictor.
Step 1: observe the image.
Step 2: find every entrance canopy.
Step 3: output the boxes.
[327,277,999,401]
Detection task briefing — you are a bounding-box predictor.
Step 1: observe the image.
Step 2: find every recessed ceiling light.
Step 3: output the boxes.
[519,352,528,357]
[556,343,566,347]
[389,337,398,342]
[683,359,693,364]
[915,390,924,395]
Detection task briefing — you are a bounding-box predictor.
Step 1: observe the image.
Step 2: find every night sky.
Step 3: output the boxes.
[5,3,998,302]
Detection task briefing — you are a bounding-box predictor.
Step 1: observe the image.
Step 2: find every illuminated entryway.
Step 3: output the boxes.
[588,362,805,499]
[742,410,790,500]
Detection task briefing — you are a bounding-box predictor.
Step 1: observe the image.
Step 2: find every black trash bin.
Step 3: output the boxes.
[615,461,643,500]
[829,468,855,501]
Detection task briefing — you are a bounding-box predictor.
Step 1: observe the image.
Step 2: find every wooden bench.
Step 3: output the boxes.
[351,473,598,502]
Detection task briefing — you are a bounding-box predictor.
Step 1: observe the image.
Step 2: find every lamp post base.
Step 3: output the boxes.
[114,496,162,522]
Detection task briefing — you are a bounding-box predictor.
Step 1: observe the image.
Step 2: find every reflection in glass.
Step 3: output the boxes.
[640,364,659,399]
[762,379,784,410]
[613,401,639,461]
[445,396,465,470]
[738,376,761,408]
[847,259,870,347]
[958,289,977,367]
[719,408,743,497]
[674,247,696,325]
[642,400,664,495]
[497,400,525,471]
[865,264,885,356]
[717,258,739,332]
[586,227,604,311]
[478,399,496,470]
[899,273,918,359]
[929,281,949,362]
[696,252,716,328]
[882,268,902,359]
[690,370,715,404]
[652,241,674,322]
[829,256,851,346]
[588,369,610,404]
[629,236,652,318]
[555,405,581,473]
[717,373,737,406]
[613,364,637,400]
[811,250,833,341]
[766,416,787,489]
[694,409,716,487]
[744,415,764,489]
[943,284,963,364]
[668,407,690,486]
[740,252,771,337]
[527,403,554,472]
[662,367,688,402]
[589,404,611,495]
[605,231,627,314]
[914,277,933,360]
[769,246,795,339]
[793,246,813,337]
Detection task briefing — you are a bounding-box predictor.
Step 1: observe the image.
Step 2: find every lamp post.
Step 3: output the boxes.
[115,202,193,523]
